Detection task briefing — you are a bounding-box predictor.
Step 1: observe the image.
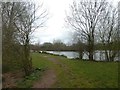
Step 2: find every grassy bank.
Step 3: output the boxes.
[54,57,118,88]
[31,53,118,88]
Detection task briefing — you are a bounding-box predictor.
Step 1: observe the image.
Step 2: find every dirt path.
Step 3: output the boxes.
[32,69,56,88]
[2,70,25,88]
[32,55,71,88]
[3,55,70,88]
[32,57,58,88]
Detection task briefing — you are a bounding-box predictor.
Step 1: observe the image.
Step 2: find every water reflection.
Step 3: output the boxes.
[45,51,119,61]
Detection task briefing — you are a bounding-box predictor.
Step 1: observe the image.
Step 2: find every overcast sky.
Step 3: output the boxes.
[32,0,119,44]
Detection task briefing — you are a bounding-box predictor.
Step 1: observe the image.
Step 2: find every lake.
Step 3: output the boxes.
[45,51,120,61]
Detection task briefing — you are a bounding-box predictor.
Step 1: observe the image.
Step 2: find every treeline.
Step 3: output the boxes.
[30,40,85,51]
[30,40,120,51]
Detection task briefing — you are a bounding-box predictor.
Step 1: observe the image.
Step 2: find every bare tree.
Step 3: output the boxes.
[2,2,48,75]
[14,2,48,75]
[2,2,24,72]
[98,5,118,61]
[72,34,85,59]
[66,0,108,61]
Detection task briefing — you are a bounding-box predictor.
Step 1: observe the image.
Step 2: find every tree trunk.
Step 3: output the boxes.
[89,51,94,61]
[79,51,83,59]
[109,51,117,61]
[105,50,109,61]
[22,35,33,76]
[88,35,94,61]
[23,44,33,76]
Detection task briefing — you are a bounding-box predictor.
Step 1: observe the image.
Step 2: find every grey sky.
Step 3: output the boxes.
[32,0,119,44]
[32,0,73,44]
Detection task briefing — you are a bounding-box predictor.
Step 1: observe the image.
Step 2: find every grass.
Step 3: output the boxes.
[32,53,54,70]
[54,58,118,88]
[17,53,54,88]
[17,52,119,88]
[17,70,42,88]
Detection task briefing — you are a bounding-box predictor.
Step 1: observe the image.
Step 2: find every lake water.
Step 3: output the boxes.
[45,51,120,61]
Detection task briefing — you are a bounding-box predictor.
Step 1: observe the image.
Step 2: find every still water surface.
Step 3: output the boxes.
[45,51,119,61]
